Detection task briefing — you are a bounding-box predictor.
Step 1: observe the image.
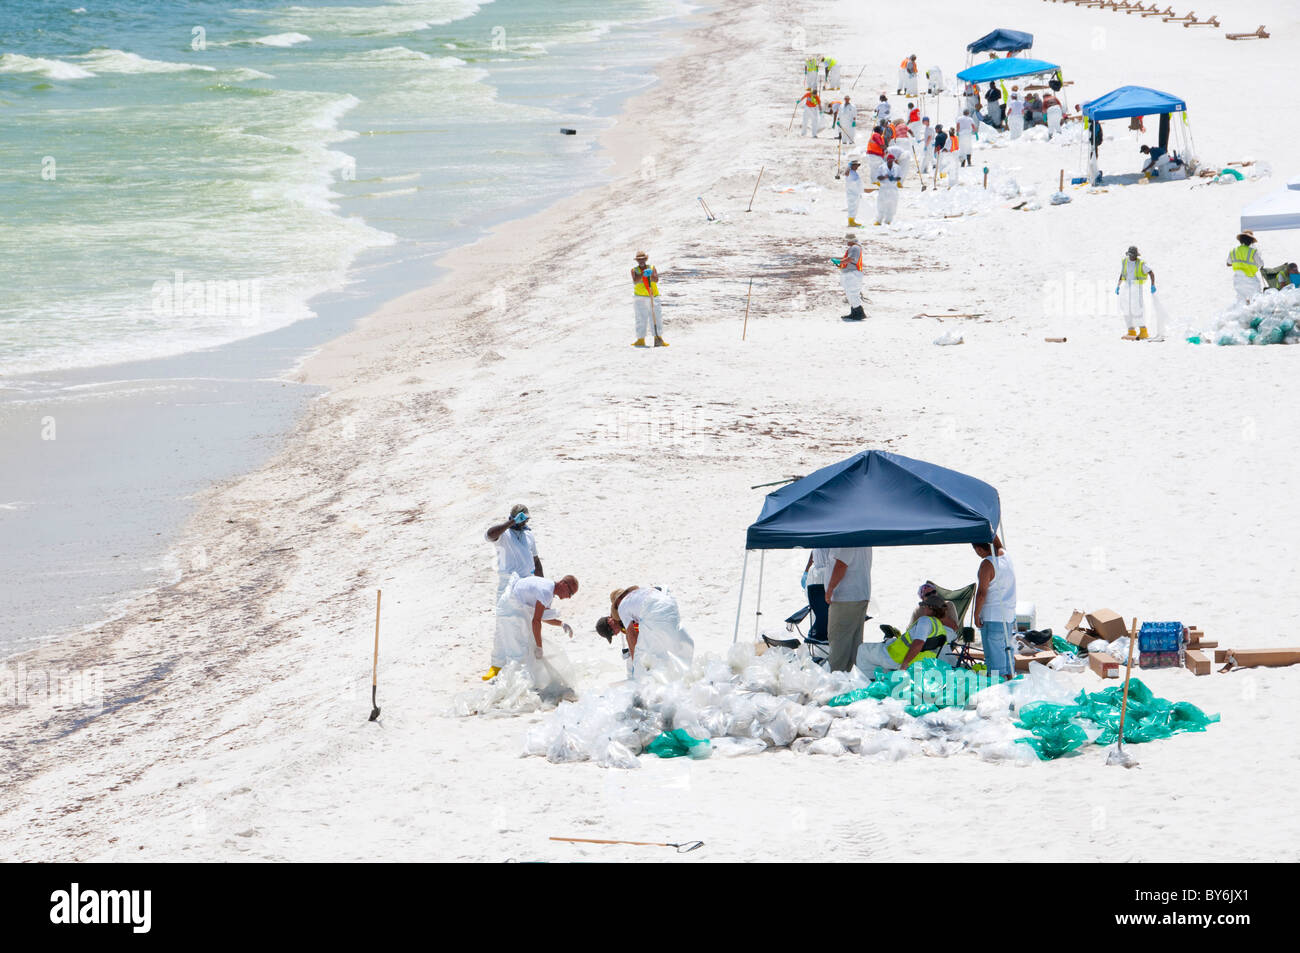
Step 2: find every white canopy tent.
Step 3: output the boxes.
[1240,176,1300,233]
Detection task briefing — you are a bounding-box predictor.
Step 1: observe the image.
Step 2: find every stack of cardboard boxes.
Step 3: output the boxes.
[1063,609,1128,679]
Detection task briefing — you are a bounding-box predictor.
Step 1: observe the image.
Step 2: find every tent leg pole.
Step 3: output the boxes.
[732,551,749,644]
[753,551,766,641]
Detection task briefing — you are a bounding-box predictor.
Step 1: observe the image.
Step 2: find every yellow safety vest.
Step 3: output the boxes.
[1119,257,1149,282]
[887,616,943,667]
[1228,245,1260,277]
[806,58,818,72]
[632,267,659,296]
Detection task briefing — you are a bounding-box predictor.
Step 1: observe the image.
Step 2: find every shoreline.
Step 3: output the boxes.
[0,6,692,658]
[3,0,1299,862]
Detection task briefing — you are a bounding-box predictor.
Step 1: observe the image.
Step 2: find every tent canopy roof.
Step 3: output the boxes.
[1081,85,1186,121]
[1241,186,1300,233]
[956,57,1060,84]
[744,450,1001,550]
[967,28,1034,54]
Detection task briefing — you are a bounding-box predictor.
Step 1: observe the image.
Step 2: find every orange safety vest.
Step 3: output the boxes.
[802,92,820,107]
[909,108,921,123]
[947,133,959,152]
[867,133,885,156]
[839,246,863,271]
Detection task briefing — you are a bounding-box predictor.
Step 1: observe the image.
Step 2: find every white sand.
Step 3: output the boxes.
[3,0,1299,862]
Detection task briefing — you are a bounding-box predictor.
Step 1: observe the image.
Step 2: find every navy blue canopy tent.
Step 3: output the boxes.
[967,29,1033,55]
[734,451,1003,641]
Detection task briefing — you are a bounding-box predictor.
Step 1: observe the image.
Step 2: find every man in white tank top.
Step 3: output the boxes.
[973,536,1016,680]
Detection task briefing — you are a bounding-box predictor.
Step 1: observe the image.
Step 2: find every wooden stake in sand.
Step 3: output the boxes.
[1107,617,1140,768]
[742,278,754,339]
[788,101,800,132]
[1059,169,1065,192]
[368,589,382,722]
[746,165,765,212]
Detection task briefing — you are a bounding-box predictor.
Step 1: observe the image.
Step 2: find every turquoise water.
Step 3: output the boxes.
[0,0,688,378]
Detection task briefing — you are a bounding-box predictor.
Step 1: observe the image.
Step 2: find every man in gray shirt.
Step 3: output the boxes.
[824,546,873,671]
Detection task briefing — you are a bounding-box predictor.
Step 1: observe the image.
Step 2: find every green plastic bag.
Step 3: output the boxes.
[1051,635,1078,656]
[1015,722,1089,759]
[644,729,710,759]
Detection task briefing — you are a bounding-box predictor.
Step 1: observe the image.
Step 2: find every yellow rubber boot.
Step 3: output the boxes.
[654,336,669,347]
[848,217,863,227]
[1125,328,1137,338]
[1137,326,1149,340]
[481,665,501,681]
[631,338,646,347]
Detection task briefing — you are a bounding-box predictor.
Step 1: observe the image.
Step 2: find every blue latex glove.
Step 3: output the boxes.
[1115,286,1120,295]
[1151,284,1157,294]
[800,571,809,591]
[512,512,529,526]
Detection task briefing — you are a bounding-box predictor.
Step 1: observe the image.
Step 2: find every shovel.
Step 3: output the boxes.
[1106,617,1139,768]
[550,836,704,853]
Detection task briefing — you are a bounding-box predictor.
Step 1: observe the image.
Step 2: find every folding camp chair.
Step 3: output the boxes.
[763,604,871,667]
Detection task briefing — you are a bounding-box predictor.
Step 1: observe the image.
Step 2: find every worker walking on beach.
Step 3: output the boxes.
[631,251,667,347]
[833,232,865,321]
[1116,245,1156,339]
[825,55,841,89]
[1007,93,1025,139]
[956,110,976,167]
[973,537,1016,682]
[803,55,820,89]
[1227,231,1263,304]
[824,546,873,672]
[486,504,543,600]
[798,87,822,137]
[486,573,578,681]
[874,154,902,225]
[898,54,918,97]
[835,94,857,145]
[844,158,864,228]
[919,117,935,174]
[874,93,891,126]
[596,585,694,679]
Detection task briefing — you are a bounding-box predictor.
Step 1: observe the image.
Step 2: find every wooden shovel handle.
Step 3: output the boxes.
[372,589,382,687]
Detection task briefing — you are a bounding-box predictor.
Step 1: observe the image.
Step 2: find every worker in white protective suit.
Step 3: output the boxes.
[1043,92,1063,139]
[1227,231,1263,305]
[597,585,695,680]
[874,154,903,225]
[844,157,865,228]
[955,110,976,167]
[486,573,578,691]
[1116,245,1156,340]
[874,93,891,125]
[1006,93,1025,139]
[919,117,935,174]
[631,251,667,347]
[798,88,823,137]
[485,503,543,601]
[897,54,918,96]
[825,55,842,89]
[836,94,858,146]
[885,135,911,184]
[833,232,865,321]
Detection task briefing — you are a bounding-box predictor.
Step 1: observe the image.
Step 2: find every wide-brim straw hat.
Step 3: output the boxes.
[634,251,649,260]
[1236,231,1256,244]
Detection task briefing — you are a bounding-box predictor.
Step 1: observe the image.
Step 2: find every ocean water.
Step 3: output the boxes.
[0,0,690,378]
[0,0,691,652]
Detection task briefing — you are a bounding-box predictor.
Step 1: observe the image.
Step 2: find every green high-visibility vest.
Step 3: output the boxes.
[887,616,944,667]
[1119,257,1149,282]
[1229,245,1260,276]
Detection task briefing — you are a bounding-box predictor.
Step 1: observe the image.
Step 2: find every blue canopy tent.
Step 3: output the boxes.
[1079,85,1197,176]
[734,451,1003,641]
[955,57,1060,85]
[966,28,1033,62]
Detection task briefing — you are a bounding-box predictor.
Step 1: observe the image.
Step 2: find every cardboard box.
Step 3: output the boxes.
[1014,651,1056,673]
[1065,610,1086,632]
[1085,609,1128,641]
[1089,651,1121,679]
[1218,648,1300,669]
[1066,627,1100,650]
[1184,649,1212,676]
[1214,649,1230,663]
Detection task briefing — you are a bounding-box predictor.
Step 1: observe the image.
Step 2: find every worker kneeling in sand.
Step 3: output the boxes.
[832,232,865,321]
[1116,245,1156,339]
[485,572,577,682]
[874,154,903,225]
[856,589,956,676]
[596,585,695,679]
[631,251,667,347]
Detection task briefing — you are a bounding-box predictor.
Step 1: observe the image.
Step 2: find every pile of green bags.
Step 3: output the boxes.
[1016,677,1219,760]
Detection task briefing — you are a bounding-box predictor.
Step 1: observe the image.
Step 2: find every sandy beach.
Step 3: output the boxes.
[3,0,1299,863]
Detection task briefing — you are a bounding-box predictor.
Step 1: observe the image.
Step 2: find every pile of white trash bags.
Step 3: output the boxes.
[506,643,1091,769]
[1193,284,1300,346]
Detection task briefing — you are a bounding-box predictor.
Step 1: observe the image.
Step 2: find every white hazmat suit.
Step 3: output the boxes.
[875,163,902,223]
[618,587,695,680]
